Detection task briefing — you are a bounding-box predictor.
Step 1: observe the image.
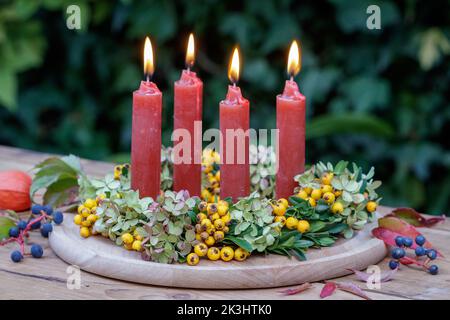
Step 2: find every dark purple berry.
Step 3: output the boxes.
[40,223,53,238]
[415,235,426,246]
[30,244,43,258]
[42,205,53,215]
[31,204,43,215]
[389,260,399,270]
[52,211,64,225]
[427,249,437,260]
[394,236,404,247]
[391,247,405,259]
[403,237,413,247]
[29,219,41,230]
[415,246,426,256]
[17,220,27,230]
[8,227,19,238]
[10,250,23,263]
[428,265,439,275]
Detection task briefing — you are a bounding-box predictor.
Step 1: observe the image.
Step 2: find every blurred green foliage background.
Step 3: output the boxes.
[0,0,449,215]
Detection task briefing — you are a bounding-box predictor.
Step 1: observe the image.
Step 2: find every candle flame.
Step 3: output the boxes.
[287,40,301,78]
[144,36,154,79]
[228,47,240,84]
[186,33,195,68]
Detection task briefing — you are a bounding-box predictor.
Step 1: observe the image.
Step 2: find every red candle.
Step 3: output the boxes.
[220,47,250,201]
[173,34,203,196]
[131,37,162,199]
[276,40,306,199]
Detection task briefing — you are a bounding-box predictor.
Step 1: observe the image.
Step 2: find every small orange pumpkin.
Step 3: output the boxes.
[0,170,32,211]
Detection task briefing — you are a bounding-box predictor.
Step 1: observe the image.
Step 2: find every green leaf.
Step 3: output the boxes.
[308,221,326,233]
[0,217,16,240]
[43,178,78,207]
[226,236,253,253]
[0,69,17,110]
[307,114,394,139]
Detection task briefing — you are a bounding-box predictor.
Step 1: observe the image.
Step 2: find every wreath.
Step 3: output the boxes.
[29,145,382,265]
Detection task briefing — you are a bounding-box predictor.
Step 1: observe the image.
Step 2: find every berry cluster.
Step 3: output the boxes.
[2,204,64,263]
[296,172,378,215]
[201,149,221,202]
[389,235,439,275]
[186,200,249,265]
[74,196,104,238]
[271,198,311,233]
[121,230,144,252]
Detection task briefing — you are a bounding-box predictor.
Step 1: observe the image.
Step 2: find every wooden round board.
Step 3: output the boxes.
[49,212,387,289]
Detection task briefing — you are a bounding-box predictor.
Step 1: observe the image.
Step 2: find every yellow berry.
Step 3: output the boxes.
[366,201,377,213]
[121,233,134,244]
[207,247,221,260]
[221,213,231,224]
[207,203,218,215]
[210,213,220,221]
[278,198,289,208]
[331,202,344,214]
[286,217,299,230]
[234,247,249,261]
[303,187,312,195]
[297,220,310,233]
[272,203,286,216]
[297,190,308,200]
[213,231,225,242]
[80,227,90,238]
[201,218,212,229]
[86,214,98,224]
[308,197,317,207]
[73,214,83,225]
[84,198,97,209]
[197,213,207,222]
[80,207,91,218]
[334,190,342,197]
[215,171,220,181]
[209,195,220,203]
[311,189,322,200]
[186,253,200,266]
[217,204,228,216]
[274,216,286,227]
[81,219,92,227]
[223,226,230,233]
[77,205,86,215]
[200,231,209,241]
[214,219,225,230]
[321,172,334,185]
[321,184,333,193]
[132,240,142,251]
[323,192,336,204]
[205,236,215,246]
[195,233,202,241]
[201,189,211,201]
[220,246,234,262]
[194,243,208,257]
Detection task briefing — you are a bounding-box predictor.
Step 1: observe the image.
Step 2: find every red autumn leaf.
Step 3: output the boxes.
[279,282,312,296]
[348,268,397,283]
[320,282,337,298]
[387,208,445,227]
[336,282,371,300]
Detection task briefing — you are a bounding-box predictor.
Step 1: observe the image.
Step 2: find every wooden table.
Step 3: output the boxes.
[0,145,449,300]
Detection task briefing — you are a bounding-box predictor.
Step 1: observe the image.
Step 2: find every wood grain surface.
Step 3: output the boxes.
[0,145,449,299]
